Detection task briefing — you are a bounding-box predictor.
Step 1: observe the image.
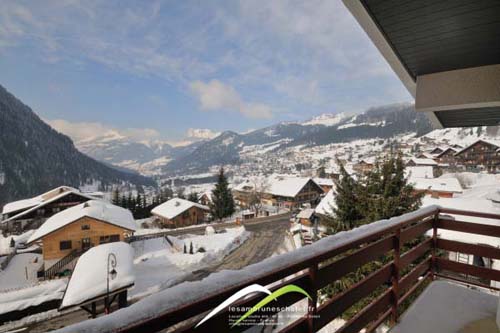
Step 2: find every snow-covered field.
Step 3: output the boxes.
[0,279,67,315]
[130,226,249,299]
[0,253,43,291]
[0,225,250,328]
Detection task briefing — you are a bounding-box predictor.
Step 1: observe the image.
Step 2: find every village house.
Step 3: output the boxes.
[405,166,434,179]
[232,182,256,208]
[409,177,463,198]
[352,159,374,174]
[264,176,324,210]
[435,147,458,166]
[1,186,97,234]
[312,177,335,193]
[296,208,316,226]
[454,139,500,173]
[26,200,136,277]
[151,198,209,228]
[406,158,438,167]
[198,191,213,206]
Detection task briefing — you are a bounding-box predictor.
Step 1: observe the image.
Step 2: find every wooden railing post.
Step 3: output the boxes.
[431,212,439,280]
[391,229,401,324]
[307,264,318,333]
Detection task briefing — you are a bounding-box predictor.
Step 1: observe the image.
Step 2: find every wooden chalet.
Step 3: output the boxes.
[455,140,500,173]
[27,200,135,279]
[1,186,96,234]
[151,198,209,228]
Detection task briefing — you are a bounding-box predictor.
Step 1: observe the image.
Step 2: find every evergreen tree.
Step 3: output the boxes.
[189,242,193,254]
[363,154,423,222]
[210,167,235,221]
[183,243,187,254]
[324,161,364,234]
[136,193,143,218]
[111,188,120,205]
[120,194,127,209]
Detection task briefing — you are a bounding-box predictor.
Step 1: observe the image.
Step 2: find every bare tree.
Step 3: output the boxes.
[248,177,270,216]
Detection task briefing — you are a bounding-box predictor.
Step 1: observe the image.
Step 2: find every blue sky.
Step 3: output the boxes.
[0,0,412,145]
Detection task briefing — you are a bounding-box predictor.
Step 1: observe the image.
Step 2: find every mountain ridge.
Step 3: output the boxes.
[0,84,155,206]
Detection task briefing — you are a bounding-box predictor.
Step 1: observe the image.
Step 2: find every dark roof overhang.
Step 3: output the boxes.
[343,0,500,128]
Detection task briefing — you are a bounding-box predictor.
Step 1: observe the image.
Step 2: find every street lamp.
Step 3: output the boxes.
[105,252,117,314]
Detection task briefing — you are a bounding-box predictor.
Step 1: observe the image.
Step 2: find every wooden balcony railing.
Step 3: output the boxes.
[64,206,500,333]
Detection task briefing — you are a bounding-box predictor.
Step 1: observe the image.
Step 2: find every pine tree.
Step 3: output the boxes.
[136,193,143,218]
[111,188,120,205]
[210,167,235,221]
[189,242,193,254]
[183,243,187,254]
[363,154,423,222]
[120,194,127,209]
[324,161,364,234]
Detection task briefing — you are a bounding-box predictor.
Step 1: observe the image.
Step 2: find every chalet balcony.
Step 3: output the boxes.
[57,206,500,333]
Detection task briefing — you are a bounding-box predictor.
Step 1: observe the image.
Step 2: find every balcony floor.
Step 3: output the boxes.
[390,280,498,333]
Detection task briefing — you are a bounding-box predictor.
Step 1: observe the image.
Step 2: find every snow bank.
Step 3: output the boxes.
[55,206,438,333]
[0,279,67,315]
[60,242,135,309]
[130,227,249,299]
[0,230,35,256]
[0,253,43,291]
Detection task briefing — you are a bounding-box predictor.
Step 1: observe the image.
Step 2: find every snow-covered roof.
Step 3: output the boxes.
[410,177,462,193]
[297,208,315,219]
[28,200,135,243]
[267,177,317,198]
[408,158,438,166]
[60,242,135,309]
[313,177,334,187]
[435,147,457,157]
[315,190,336,216]
[405,166,434,179]
[233,181,256,192]
[2,186,80,215]
[455,139,500,155]
[2,186,97,223]
[151,198,209,220]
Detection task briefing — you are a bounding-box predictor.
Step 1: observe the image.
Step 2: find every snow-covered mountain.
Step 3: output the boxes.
[75,133,204,176]
[0,84,155,206]
[162,102,433,175]
[74,102,435,176]
[57,101,500,178]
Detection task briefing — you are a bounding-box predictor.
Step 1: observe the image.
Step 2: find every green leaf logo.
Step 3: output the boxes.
[232,284,312,327]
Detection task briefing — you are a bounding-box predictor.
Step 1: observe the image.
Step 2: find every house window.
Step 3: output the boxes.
[81,224,90,230]
[100,235,120,243]
[60,240,72,250]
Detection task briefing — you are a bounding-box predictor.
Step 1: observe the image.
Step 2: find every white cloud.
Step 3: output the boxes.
[186,128,220,140]
[47,119,222,146]
[46,119,160,143]
[190,79,273,119]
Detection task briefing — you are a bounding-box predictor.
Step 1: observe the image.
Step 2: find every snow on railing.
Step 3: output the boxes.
[55,206,440,333]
